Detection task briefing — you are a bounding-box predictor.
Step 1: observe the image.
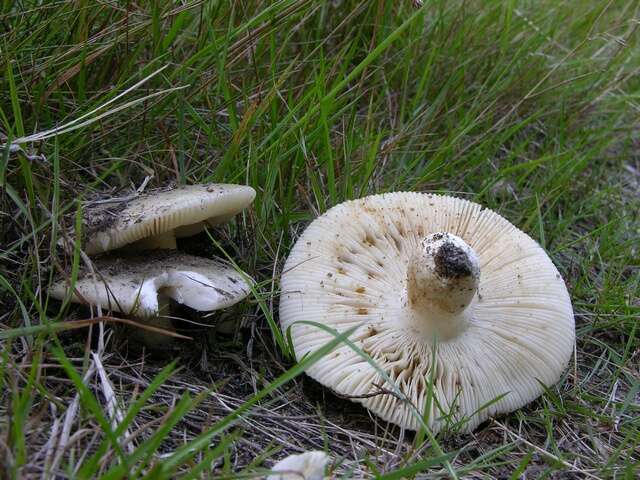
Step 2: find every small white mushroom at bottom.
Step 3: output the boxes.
[267,451,331,480]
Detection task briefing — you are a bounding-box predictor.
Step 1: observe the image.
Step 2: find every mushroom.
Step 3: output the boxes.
[279,192,575,433]
[53,183,256,343]
[79,184,256,254]
[49,251,252,341]
[267,451,331,480]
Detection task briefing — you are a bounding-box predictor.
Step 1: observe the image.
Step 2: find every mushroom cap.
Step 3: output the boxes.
[49,251,252,317]
[279,192,575,433]
[81,184,256,254]
[267,451,330,480]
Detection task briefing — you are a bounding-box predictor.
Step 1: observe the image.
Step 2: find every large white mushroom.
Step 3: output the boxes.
[279,192,575,433]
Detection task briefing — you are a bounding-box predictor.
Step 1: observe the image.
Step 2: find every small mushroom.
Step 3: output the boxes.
[54,183,256,344]
[79,184,255,255]
[279,192,575,433]
[267,451,331,480]
[49,251,252,342]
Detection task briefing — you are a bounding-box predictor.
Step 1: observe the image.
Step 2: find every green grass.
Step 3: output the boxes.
[1,0,639,478]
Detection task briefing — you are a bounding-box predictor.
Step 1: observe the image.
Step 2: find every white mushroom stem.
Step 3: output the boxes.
[122,216,234,252]
[131,295,175,347]
[131,231,178,250]
[406,232,480,340]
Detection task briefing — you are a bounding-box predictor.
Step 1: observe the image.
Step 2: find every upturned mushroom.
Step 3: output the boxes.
[279,192,575,433]
[267,451,331,480]
[52,183,255,343]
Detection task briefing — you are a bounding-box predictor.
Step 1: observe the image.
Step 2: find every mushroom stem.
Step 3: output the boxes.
[131,231,177,250]
[406,232,479,340]
[130,295,176,347]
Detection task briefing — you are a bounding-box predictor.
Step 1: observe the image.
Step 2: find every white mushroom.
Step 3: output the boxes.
[54,183,256,343]
[267,451,331,480]
[49,251,252,341]
[279,192,575,433]
[79,184,255,255]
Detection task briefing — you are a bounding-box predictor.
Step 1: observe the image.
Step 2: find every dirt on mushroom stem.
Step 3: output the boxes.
[433,241,474,279]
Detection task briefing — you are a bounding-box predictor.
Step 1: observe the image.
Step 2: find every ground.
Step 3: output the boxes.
[1,1,639,479]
